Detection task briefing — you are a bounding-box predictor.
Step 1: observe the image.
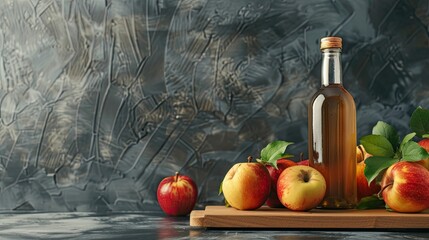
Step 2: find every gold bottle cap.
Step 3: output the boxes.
[320,37,342,50]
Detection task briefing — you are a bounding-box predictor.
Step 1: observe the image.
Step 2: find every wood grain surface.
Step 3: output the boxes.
[190,206,429,229]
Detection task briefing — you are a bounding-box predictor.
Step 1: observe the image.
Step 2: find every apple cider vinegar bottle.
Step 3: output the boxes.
[308,37,357,209]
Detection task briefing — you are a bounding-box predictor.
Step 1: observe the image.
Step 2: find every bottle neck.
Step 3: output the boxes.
[321,48,342,87]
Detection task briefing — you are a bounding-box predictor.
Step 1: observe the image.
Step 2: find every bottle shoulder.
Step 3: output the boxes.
[310,85,356,109]
[311,84,354,99]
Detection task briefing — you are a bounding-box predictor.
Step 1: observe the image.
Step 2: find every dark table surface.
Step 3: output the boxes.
[0,211,428,240]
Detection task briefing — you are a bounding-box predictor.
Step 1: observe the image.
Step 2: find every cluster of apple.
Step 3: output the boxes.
[155,106,429,216]
[357,139,429,213]
[357,106,429,213]
[220,139,429,213]
[155,141,429,216]
[155,141,325,216]
[220,141,327,211]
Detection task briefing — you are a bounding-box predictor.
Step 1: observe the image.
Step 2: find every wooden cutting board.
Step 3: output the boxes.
[190,206,429,229]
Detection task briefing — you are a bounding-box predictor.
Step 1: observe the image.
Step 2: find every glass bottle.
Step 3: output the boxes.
[308,37,357,209]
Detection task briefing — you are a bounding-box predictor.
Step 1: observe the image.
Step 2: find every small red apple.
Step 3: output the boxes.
[277,165,326,211]
[380,161,429,213]
[296,153,309,166]
[417,139,429,170]
[356,161,381,201]
[265,159,296,207]
[419,139,429,151]
[222,156,271,210]
[157,172,198,216]
[296,160,309,166]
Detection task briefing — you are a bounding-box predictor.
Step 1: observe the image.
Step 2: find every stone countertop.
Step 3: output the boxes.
[0,212,428,240]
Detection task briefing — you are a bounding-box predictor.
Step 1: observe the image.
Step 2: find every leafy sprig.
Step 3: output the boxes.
[360,107,429,184]
[356,195,385,210]
[410,107,429,138]
[358,107,429,210]
[257,140,294,169]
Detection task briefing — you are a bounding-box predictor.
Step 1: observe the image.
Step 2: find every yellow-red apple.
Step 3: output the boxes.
[356,161,381,201]
[277,165,326,211]
[265,159,296,207]
[222,157,271,210]
[417,139,429,170]
[381,161,429,213]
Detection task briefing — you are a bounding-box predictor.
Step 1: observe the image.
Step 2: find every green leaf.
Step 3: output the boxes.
[401,141,429,161]
[372,121,399,150]
[400,132,416,148]
[360,135,395,158]
[259,140,293,169]
[356,195,385,210]
[423,134,429,139]
[410,107,429,138]
[364,156,398,184]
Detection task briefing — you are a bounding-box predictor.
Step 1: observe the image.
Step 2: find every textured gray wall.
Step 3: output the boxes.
[0,0,428,211]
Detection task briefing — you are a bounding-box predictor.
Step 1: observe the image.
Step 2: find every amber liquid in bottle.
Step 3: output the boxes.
[308,37,357,209]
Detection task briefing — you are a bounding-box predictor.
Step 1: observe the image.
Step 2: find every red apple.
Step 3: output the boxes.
[265,159,296,207]
[380,161,429,213]
[296,153,309,166]
[296,160,309,166]
[157,172,198,216]
[419,139,429,151]
[277,165,326,211]
[356,161,381,201]
[222,157,271,210]
[417,139,429,170]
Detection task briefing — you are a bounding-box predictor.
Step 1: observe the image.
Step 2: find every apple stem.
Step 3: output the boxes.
[357,145,364,156]
[174,172,179,182]
[377,182,393,199]
[247,156,253,163]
